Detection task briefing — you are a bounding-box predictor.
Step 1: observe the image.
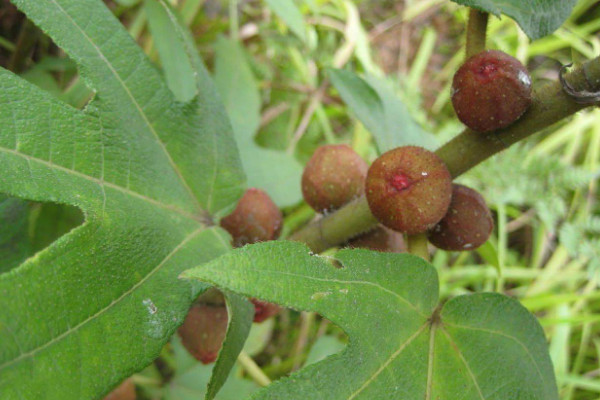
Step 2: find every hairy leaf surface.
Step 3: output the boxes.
[183,242,559,400]
[0,0,252,398]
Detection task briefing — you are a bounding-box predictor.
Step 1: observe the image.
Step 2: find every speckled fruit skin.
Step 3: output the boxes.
[103,379,136,400]
[302,144,369,213]
[365,146,453,234]
[251,299,281,323]
[428,184,493,251]
[452,50,532,133]
[178,303,228,365]
[220,188,282,247]
[347,225,406,253]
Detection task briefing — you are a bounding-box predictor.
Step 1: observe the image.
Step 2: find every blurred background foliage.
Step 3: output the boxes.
[1,0,600,398]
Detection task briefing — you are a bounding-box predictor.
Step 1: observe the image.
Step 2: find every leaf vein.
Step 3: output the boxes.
[0,146,200,221]
[347,322,429,399]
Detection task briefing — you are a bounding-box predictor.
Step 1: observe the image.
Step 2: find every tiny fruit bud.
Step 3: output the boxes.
[302,144,368,212]
[178,303,228,364]
[103,379,136,400]
[452,50,532,133]
[251,299,281,323]
[220,188,282,247]
[347,225,406,253]
[365,146,452,234]
[428,184,493,251]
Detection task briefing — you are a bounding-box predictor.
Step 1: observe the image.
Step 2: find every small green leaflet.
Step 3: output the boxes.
[0,0,253,398]
[329,69,438,153]
[182,241,559,400]
[451,0,578,40]
[264,0,307,42]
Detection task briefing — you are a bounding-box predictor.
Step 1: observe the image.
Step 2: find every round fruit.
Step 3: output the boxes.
[365,146,452,234]
[178,303,228,364]
[428,184,493,251]
[347,225,406,253]
[451,50,532,133]
[251,299,281,323]
[103,379,136,400]
[220,188,282,247]
[302,144,368,212]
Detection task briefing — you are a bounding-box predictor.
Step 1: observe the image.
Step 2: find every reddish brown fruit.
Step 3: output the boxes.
[103,379,136,400]
[452,50,532,133]
[251,299,281,323]
[302,144,369,212]
[428,184,493,251]
[365,146,452,234]
[347,226,406,253]
[178,303,228,364]
[220,188,282,247]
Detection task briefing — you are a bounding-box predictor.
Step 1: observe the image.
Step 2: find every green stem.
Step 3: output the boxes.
[289,196,378,253]
[290,57,600,252]
[465,8,488,59]
[407,233,430,261]
[238,351,271,387]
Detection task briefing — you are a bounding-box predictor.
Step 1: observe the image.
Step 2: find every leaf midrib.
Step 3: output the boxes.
[225,266,428,318]
[0,146,199,221]
[47,0,203,215]
[0,227,205,371]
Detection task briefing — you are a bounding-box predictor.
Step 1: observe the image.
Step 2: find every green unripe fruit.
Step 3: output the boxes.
[178,302,228,365]
[302,144,368,213]
[452,50,532,133]
[103,379,136,400]
[220,188,282,247]
[347,225,406,253]
[428,184,493,251]
[365,146,452,234]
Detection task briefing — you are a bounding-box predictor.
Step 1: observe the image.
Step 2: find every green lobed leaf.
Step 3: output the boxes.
[329,69,438,153]
[214,37,303,208]
[451,0,578,40]
[182,241,559,400]
[0,0,247,398]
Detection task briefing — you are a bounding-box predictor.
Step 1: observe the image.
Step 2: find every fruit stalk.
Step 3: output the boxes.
[465,9,488,59]
[290,56,600,252]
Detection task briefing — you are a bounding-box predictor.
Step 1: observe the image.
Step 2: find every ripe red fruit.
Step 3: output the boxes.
[452,50,532,133]
[251,299,281,323]
[178,303,228,364]
[220,188,282,247]
[347,225,406,253]
[428,184,493,251]
[365,146,452,234]
[103,379,136,400]
[302,144,369,212]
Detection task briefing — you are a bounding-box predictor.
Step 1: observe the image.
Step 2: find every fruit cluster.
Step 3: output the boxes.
[302,144,494,253]
[175,48,529,368]
[298,49,533,253]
